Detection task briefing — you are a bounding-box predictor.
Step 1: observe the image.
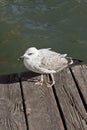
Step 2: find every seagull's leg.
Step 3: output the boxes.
[40,74,44,84]
[35,74,44,85]
[50,73,55,86]
[47,73,55,87]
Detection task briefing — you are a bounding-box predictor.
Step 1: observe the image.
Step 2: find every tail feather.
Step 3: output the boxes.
[66,57,83,66]
[72,58,83,65]
[69,58,83,67]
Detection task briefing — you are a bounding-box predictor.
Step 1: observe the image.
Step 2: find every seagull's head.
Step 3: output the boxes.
[19,47,39,60]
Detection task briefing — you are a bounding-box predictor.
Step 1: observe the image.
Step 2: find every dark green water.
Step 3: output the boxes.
[0,0,87,74]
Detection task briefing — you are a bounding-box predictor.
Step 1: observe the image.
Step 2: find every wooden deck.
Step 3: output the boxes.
[0,65,87,130]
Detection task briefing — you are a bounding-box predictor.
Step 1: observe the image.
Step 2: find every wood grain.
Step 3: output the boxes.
[21,74,64,130]
[54,67,87,130]
[0,74,26,130]
[71,65,87,107]
[0,65,87,130]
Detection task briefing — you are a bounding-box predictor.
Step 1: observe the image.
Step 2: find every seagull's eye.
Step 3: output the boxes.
[28,53,33,55]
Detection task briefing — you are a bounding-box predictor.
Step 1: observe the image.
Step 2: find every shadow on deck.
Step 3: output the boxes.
[0,65,87,130]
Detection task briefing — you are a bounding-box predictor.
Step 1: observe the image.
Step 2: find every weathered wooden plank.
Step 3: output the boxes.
[71,65,87,107]
[21,72,64,130]
[54,67,87,130]
[0,74,26,130]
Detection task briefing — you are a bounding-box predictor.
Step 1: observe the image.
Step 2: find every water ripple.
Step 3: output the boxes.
[0,0,8,7]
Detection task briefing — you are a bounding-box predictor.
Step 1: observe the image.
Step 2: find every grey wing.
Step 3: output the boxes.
[39,48,51,51]
[39,48,61,57]
[39,48,61,59]
[40,53,69,72]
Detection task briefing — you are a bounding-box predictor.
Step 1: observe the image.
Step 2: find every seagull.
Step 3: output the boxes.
[19,47,82,87]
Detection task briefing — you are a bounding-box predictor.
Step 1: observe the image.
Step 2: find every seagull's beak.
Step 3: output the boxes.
[18,55,24,61]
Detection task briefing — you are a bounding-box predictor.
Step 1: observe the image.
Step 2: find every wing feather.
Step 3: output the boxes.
[40,53,68,71]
